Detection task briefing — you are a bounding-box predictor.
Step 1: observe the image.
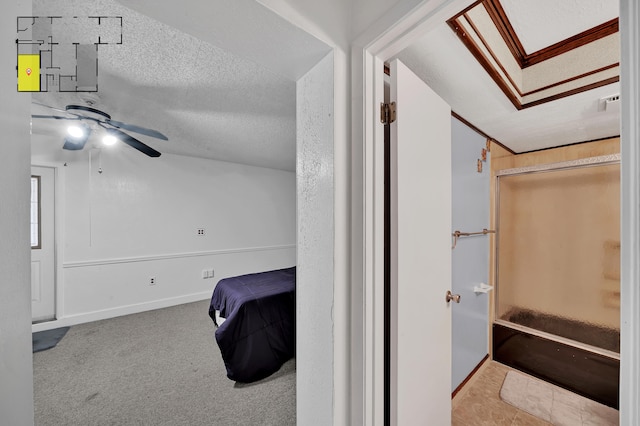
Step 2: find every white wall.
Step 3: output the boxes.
[296,52,335,426]
[257,2,353,423]
[0,0,34,424]
[32,138,296,329]
[259,1,440,424]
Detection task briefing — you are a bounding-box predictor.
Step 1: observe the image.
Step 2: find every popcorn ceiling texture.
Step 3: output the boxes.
[501,0,619,54]
[31,0,328,171]
[523,34,620,92]
[466,6,523,90]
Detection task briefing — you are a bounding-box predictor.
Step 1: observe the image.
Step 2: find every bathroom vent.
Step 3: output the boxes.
[599,94,620,113]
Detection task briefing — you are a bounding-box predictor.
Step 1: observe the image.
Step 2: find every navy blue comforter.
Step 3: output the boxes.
[209,267,296,382]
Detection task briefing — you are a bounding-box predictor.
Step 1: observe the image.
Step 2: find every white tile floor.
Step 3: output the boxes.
[452,361,620,426]
[500,371,619,426]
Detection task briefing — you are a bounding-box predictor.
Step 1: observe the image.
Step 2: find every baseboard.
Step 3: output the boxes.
[452,354,490,404]
[32,291,212,332]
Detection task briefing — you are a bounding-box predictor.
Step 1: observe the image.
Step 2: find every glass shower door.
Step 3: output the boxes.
[495,160,620,354]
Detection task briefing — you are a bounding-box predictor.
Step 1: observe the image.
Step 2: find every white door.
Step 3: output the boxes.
[389,59,452,425]
[31,166,56,322]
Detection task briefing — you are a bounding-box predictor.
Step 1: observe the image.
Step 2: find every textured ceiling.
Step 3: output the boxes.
[31,0,622,165]
[396,0,620,153]
[31,0,330,172]
[501,0,619,54]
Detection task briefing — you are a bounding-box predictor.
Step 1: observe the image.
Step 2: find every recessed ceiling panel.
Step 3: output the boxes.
[447,0,619,110]
[396,7,621,155]
[500,0,618,54]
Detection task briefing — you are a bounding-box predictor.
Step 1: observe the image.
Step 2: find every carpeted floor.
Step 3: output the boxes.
[33,300,295,426]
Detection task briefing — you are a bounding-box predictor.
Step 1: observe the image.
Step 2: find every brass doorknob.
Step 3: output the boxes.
[446,290,461,303]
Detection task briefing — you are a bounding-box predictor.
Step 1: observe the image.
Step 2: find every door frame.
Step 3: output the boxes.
[30,165,56,322]
[31,163,65,331]
[353,0,640,424]
[619,1,640,423]
[354,2,475,423]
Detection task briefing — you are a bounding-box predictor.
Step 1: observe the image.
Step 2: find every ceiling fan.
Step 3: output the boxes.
[32,103,168,157]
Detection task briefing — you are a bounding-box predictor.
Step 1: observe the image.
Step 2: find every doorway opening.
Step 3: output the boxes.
[359,0,639,423]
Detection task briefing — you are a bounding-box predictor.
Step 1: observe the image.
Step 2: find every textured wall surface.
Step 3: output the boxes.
[296,52,334,426]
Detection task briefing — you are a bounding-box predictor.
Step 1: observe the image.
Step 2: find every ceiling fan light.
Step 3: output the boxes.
[67,125,85,138]
[103,134,118,146]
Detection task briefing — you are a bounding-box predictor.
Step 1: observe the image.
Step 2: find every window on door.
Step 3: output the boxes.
[31,175,41,249]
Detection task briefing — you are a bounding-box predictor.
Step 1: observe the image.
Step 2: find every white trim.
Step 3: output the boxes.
[31,162,67,324]
[356,1,478,424]
[30,163,64,323]
[364,50,386,426]
[31,290,212,332]
[620,0,640,424]
[63,244,296,268]
[55,165,66,320]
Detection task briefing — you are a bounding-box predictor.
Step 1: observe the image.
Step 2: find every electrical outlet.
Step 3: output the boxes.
[197,228,205,236]
[150,277,156,285]
[202,269,208,279]
[208,269,215,278]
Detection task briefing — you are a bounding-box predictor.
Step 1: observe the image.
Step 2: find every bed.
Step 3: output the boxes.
[208,266,296,383]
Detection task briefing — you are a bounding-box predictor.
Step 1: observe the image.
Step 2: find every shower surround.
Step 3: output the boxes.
[489,139,620,408]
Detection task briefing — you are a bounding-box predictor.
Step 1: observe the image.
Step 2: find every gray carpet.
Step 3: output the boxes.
[33,300,296,426]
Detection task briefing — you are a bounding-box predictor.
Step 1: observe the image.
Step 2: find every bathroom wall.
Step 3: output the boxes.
[451,117,491,391]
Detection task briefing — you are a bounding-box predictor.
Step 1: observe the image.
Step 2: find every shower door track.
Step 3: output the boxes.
[495,153,620,178]
[494,319,620,361]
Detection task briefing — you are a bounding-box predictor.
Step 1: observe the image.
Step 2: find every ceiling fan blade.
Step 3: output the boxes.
[107,128,161,157]
[32,114,79,121]
[32,101,68,114]
[62,128,92,151]
[107,120,168,140]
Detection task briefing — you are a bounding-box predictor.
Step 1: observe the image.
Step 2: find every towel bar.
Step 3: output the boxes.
[451,228,495,249]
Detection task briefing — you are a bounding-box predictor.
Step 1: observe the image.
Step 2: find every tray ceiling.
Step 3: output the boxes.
[500,0,619,54]
[395,0,620,153]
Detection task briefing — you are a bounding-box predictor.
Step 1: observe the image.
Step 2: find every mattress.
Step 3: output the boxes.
[209,267,296,382]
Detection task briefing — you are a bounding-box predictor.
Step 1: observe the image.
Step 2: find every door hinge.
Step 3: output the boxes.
[380,102,396,124]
